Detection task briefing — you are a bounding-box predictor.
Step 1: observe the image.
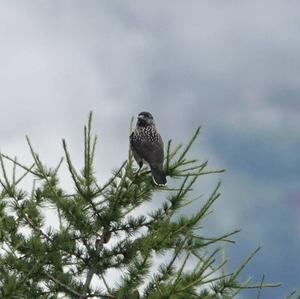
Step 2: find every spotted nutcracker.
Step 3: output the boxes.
[130,111,167,185]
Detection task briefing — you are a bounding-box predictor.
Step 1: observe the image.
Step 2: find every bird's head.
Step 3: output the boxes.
[137,111,155,127]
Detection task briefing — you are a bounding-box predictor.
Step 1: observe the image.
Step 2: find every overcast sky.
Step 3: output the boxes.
[0,1,299,297]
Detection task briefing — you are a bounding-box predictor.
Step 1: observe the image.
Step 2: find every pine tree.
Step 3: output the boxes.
[0,112,283,299]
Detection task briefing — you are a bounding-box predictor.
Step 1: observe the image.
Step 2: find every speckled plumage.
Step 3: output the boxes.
[130,112,167,185]
[131,125,160,143]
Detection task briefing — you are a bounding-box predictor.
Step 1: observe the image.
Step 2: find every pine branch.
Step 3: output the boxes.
[177,127,201,163]
[44,272,83,298]
[256,274,266,299]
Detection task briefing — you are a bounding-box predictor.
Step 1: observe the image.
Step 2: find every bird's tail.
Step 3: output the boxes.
[151,165,167,186]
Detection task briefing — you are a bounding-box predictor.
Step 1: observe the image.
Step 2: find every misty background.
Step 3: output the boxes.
[0,1,299,297]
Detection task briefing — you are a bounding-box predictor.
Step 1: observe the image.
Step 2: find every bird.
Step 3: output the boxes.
[130,111,167,186]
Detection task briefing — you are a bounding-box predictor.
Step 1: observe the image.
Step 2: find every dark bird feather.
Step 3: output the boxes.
[130,112,167,185]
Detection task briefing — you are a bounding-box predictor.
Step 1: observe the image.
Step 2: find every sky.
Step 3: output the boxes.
[0,1,299,297]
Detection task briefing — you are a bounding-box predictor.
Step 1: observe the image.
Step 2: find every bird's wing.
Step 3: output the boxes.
[131,136,164,167]
[129,133,143,167]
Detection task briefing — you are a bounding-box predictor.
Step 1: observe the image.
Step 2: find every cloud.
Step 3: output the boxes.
[0,1,299,296]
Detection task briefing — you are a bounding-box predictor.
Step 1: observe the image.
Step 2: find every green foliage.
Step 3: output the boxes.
[0,112,283,299]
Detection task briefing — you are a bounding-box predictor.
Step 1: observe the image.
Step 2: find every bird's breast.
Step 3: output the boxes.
[134,127,160,143]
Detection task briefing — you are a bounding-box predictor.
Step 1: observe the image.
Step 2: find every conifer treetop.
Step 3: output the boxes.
[0,112,283,299]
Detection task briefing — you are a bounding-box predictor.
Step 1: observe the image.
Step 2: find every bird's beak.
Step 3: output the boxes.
[137,115,144,120]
